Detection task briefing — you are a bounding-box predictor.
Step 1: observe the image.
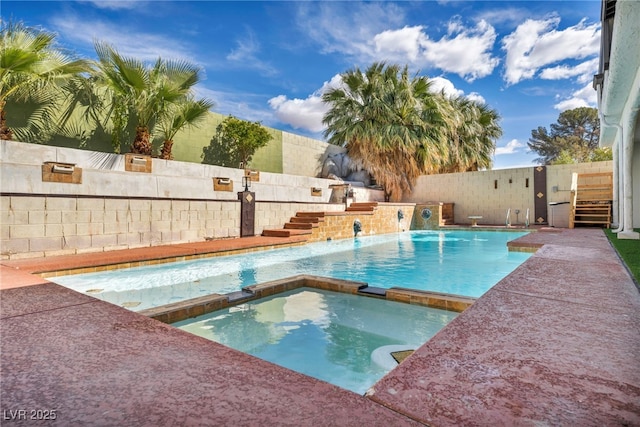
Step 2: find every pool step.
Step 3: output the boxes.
[289,216,321,226]
[284,222,314,230]
[261,210,326,238]
[261,228,313,238]
[346,202,378,212]
[296,211,326,219]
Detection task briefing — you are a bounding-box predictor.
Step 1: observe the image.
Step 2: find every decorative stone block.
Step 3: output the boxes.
[41,162,82,184]
[124,154,152,173]
[244,169,260,182]
[214,177,233,192]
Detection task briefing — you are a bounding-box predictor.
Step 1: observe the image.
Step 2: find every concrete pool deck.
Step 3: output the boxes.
[1,228,639,425]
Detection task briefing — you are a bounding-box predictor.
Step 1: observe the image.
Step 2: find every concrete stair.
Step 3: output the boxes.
[261,211,325,238]
[346,202,378,212]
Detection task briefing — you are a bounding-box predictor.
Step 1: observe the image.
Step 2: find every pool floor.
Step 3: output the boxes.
[174,287,458,394]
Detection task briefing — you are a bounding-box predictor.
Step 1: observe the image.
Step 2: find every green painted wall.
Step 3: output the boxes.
[173,111,283,173]
[6,100,285,173]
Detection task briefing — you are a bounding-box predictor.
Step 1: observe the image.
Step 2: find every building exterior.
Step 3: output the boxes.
[593,0,640,239]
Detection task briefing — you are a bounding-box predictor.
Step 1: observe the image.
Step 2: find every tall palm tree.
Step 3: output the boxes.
[322,62,448,201]
[92,42,203,155]
[0,21,89,141]
[439,97,501,173]
[157,97,213,160]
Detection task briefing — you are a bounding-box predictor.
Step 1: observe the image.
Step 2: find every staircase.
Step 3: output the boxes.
[345,202,378,212]
[261,211,325,238]
[569,172,613,228]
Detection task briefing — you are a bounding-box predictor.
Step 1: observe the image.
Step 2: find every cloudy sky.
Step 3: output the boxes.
[3,1,602,169]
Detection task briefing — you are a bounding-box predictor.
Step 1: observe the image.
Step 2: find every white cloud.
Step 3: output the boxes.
[372,21,499,82]
[226,30,278,76]
[419,19,499,82]
[296,2,405,58]
[502,17,600,85]
[466,92,486,104]
[80,1,142,10]
[428,77,486,104]
[539,58,599,84]
[553,82,597,111]
[428,76,464,98]
[373,26,427,62]
[495,139,525,155]
[268,75,343,133]
[50,14,198,64]
[297,3,498,82]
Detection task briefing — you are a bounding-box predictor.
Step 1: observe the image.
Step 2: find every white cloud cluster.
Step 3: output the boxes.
[502,17,600,85]
[371,20,499,82]
[539,58,599,84]
[495,139,525,155]
[297,3,499,82]
[553,82,597,111]
[268,75,343,133]
[418,19,499,82]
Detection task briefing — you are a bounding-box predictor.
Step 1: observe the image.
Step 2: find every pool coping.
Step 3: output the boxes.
[2,228,638,425]
[138,274,476,324]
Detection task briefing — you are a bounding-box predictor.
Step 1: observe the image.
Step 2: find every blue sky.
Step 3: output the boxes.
[3,1,602,169]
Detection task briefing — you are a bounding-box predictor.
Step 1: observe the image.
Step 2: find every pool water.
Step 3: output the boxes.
[52,230,531,311]
[173,287,458,395]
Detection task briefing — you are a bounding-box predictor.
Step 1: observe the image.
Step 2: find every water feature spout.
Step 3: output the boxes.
[506,208,511,228]
[525,208,530,228]
[397,209,404,222]
[353,219,362,236]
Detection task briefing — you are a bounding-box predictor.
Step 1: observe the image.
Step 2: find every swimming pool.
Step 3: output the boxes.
[52,230,531,311]
[174,287,458,395]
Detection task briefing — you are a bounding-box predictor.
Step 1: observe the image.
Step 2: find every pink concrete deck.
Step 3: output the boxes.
[1,229,639,425]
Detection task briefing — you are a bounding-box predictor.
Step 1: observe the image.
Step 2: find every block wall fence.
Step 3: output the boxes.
[1,140,612,259]
[403,161,613,226]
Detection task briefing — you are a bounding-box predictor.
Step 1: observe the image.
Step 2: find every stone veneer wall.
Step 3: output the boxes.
[308,204,416,242]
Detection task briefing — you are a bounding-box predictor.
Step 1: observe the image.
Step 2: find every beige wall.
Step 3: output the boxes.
[404,162,613,226]
[281,132,346,177]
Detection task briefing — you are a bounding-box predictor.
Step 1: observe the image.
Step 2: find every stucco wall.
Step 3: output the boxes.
[404,162,613,226]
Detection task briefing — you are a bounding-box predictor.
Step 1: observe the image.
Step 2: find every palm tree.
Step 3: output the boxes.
[92,42,203,155]
[436,96,501,173]
[322,62,448,201]
[157,96,213,160]
[0,21,89,141]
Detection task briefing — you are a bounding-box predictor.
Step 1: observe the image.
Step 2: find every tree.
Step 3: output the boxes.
[438,96,501,173]
[322,62,449,201]
[92,42,204,155]
[528,107,602,165]
[157,96,213,160]
[0,21,89,141]
[202,116,272,168]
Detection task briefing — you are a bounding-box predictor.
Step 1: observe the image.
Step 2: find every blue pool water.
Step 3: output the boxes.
[174,287,458,394]
[52,230,531,311]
